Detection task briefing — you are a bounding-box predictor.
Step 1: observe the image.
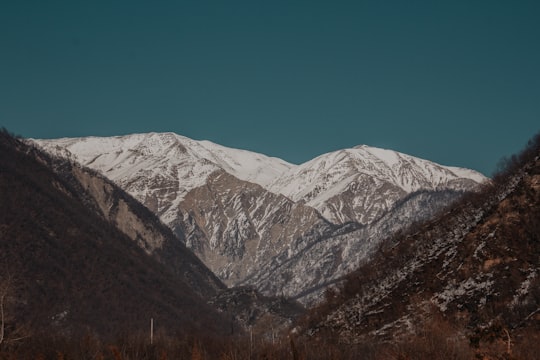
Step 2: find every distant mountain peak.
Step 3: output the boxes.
[268,143,486,223]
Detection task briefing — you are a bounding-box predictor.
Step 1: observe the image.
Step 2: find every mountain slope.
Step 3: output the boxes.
[35,132,486,303]
[305,133,540,357]
[175,170,332,284]
[0,130,232,339]
[245,189,468,304]
[52,155,225,297]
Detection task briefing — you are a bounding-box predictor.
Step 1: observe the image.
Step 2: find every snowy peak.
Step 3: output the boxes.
[36,133,485,201]
[268,145,487,224]
[272,144,486,196]
[356,145,486,188]
[35,132,294,198]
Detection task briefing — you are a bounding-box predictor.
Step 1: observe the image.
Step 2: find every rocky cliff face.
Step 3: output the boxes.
[63,164,226,297]
[35,132,486,303]
[173,170,331,285]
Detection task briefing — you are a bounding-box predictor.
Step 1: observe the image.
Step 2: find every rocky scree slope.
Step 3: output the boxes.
[35,132,486,303]
[306,133,540,353]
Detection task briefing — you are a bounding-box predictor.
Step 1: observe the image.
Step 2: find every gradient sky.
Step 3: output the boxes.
[1,1,539,176]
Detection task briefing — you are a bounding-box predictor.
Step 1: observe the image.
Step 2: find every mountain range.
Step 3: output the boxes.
[35,132,487,304]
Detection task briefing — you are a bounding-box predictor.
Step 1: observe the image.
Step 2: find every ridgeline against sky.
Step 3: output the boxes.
[1,0,538,176]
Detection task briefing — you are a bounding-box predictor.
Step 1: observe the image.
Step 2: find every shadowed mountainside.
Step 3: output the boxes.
[0,129,234,340]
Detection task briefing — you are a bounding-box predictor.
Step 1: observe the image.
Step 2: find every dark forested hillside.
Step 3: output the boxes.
[0,129,233,343]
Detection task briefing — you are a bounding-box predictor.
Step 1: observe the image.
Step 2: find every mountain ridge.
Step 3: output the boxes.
[35,131,485,199]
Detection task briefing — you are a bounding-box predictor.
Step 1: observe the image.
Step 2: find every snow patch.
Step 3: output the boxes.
[511,269,537,307]
[432,275,495,312]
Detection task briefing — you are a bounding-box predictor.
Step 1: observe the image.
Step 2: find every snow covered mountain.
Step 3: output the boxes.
[37,133,292,220]
[35,132,487,303]
[268,145,485,224]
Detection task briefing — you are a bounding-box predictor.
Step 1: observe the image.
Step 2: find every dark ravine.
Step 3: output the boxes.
[209,286,305,339]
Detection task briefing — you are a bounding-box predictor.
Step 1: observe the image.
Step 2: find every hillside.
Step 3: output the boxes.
[0,129,233,342]
[302,133,540,359]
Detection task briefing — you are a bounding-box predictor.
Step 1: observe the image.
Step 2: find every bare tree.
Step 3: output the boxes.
[0,271,28,348]
[0,274,13,346]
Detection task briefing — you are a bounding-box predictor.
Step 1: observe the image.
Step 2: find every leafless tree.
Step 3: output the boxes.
[0,273,13,346]
[0,271,28,348]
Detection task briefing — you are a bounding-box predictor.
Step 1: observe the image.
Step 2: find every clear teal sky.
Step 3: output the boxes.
[1,1,539,176]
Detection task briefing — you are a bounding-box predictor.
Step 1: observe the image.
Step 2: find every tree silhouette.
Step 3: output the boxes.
[0,270,28,349]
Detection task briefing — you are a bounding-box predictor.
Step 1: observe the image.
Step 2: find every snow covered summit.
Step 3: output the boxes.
[268,144,487,224]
